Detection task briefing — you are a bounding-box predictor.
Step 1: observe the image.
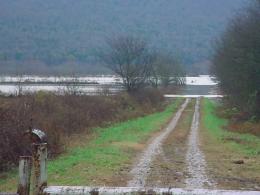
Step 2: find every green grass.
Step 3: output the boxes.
[0,98,182,191]
[48,98,182,184]
[202,98,260,156]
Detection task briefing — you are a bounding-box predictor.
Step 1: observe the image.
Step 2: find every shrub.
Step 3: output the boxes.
[0,90,164,172]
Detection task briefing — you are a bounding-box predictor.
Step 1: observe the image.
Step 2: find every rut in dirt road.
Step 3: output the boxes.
[127,98,190,187]
[185,98,216,189]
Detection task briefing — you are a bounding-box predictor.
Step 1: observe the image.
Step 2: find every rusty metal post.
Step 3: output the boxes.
[32,143,47,195]
[17,156,32,195]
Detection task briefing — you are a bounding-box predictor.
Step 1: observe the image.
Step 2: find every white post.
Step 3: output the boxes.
[17,156,32,195]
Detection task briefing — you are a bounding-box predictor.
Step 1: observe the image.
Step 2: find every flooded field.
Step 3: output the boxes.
[0,75,219,95]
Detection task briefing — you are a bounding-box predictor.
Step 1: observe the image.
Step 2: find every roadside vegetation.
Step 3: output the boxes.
[212,0,260,119]
[200,98,260,190]
[0,89,164,173]
[0,98,182,191]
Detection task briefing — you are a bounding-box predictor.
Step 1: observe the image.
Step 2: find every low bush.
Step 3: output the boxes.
[0,90,164,172]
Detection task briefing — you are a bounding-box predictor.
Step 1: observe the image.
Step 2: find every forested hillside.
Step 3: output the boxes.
[0,0,246,75]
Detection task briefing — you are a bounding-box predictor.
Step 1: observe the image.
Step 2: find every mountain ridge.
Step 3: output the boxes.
[0,0,247,74]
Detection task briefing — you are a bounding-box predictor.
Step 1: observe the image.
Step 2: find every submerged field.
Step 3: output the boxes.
[0,75,218,96]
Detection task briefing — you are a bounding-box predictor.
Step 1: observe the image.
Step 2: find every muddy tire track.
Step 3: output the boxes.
[127,98,190,187]
[145,99,195,188]
[185,98,216,189]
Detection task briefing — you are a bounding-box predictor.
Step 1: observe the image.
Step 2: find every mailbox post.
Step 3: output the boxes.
[17,129,47,195]
[32,143,47,195]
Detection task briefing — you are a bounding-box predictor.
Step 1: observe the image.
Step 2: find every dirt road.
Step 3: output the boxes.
[127,98,214,188]
[185,98,215,188]
[127,98,190,187]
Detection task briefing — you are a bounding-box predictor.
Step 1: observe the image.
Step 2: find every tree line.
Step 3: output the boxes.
[212,0,260,118]
[0,0,246,74]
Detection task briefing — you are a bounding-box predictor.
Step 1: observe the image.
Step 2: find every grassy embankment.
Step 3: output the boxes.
[0,98,183,192]
[200,98,260,190]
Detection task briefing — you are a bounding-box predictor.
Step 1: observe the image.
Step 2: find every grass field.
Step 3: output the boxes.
[200,98,260,190]
[203,99,260,156]
[0,98,182,192]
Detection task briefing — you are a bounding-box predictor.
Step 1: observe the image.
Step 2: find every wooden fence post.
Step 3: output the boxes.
[32,143,47,195]
[17,156,32,195]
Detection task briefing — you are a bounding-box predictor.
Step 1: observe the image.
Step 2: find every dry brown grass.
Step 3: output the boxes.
[0,89,164,173]
[200,100,260,190]
[227,122,260,137]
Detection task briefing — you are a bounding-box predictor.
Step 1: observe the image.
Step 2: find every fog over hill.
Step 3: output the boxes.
[0,0,247,75]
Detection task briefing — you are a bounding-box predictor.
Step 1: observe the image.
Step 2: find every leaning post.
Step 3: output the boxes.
[17,156,32,195]
[32,143,47,195]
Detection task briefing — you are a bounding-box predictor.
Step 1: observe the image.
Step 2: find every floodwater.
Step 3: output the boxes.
[0,75,219,95]
[178,85,220,95]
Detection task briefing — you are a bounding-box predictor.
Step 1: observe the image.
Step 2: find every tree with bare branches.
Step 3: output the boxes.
[150,53,185,88]
[100,35,155,91]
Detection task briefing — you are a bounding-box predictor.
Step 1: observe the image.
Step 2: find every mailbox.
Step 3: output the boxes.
[24,129,47,143]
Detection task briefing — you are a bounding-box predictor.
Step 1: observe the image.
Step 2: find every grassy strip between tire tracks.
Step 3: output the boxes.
[0,98,183,192]
[146,99,195,188]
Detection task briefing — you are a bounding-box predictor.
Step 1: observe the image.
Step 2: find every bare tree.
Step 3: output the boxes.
[101,35,155,91]
[15,74,24,96]
[64,75,81,95]
[150,53,185,88]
